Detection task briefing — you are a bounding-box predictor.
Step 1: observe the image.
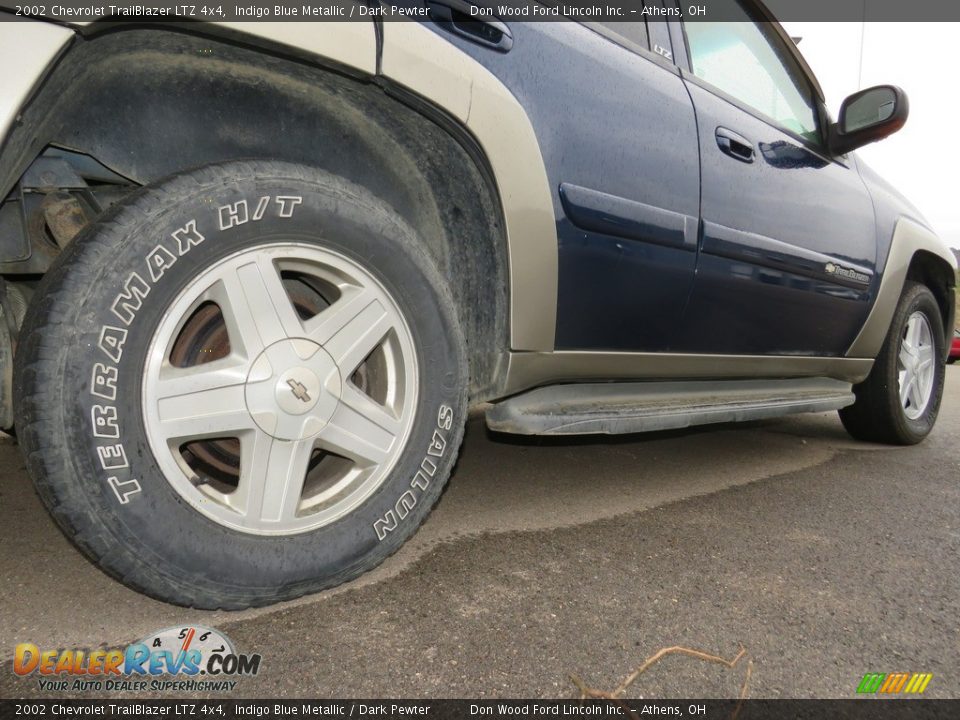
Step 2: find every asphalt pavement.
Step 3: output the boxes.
[1,369,958,699]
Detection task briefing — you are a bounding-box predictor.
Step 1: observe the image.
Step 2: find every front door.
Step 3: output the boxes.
[674,3,878,356]
[425,17,702,351]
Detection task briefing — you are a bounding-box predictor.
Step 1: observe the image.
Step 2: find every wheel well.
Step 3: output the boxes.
[907,250,957,337]
[0,27,509,402]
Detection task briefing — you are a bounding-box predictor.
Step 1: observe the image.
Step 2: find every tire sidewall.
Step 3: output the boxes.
[38,165,466,600]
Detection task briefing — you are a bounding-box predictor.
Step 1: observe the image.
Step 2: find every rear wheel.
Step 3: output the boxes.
[14,161,467,608]
[840,281,945,445]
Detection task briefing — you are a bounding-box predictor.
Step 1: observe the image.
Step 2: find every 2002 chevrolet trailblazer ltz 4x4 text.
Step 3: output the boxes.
[0,1,954,608]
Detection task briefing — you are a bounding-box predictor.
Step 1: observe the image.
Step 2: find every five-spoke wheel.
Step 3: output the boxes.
[897,311,935,421]
[143,245,418,534]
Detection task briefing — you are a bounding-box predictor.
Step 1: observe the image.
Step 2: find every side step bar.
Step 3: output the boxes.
[485,378,855,436]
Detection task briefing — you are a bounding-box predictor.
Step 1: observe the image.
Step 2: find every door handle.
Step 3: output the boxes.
[427,0,513,52]
[715,127,755,163]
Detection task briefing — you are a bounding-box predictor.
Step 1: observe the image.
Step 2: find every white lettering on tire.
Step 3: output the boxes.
[275,196,303,218]
[91,405,120,439]
[89,195,304,506]
[111,272,150,326]
[172,220,205,254]
[97,443,129,471]
[146,245,177,282]
[438,405,453,431]
[252,196,270,222]
[91,363,118,401]
[218,195,302,230]
[374,404,453,541]
[98,326,127,364]
[108,476,142,504]
[218,200,249,230]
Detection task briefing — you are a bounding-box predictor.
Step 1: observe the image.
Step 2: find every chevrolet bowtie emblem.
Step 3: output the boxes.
[286,379,312,403]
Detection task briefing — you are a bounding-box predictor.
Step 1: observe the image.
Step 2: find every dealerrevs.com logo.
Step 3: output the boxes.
[13,625,261,693]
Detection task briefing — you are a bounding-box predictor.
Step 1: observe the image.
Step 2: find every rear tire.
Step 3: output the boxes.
[14,161,467,608]
[839,281,945,445]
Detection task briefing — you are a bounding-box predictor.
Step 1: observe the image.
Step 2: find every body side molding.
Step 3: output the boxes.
[702,221,874,288]
[380,20,558,352]
[559,182,698,250]
[847,217,958,358]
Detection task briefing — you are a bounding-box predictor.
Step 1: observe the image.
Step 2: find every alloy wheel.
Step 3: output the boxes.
[898,310,935,421]
[142,243,418,535]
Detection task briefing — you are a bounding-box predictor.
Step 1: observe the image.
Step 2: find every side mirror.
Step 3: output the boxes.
[829,85,909,156]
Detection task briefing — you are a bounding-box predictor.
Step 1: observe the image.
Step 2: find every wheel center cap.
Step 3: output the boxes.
[277,368,321,414]
[245,339,342,441]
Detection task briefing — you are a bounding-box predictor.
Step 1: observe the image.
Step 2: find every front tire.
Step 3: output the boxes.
[14,161,467,608]
[840,281,945,445]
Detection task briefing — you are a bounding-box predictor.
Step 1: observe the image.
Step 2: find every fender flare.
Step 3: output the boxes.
[847,217,958,358]
[380,21,558,352]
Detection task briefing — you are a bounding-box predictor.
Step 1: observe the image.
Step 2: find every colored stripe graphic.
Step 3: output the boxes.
[904,673,933,694]
[858,672,932,694]
[880,673,909,693]
[857,673,885,693]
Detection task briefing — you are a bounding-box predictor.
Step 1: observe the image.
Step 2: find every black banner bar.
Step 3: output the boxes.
[4,1,960,22]
[2,700,960,720]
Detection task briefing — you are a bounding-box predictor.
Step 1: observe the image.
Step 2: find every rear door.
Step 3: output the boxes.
[672,2,878,356]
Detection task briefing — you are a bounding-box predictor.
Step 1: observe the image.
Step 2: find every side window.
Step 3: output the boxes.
[684,7,821,143]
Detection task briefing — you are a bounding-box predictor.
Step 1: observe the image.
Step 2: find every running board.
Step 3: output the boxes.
[485,378,855,436]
